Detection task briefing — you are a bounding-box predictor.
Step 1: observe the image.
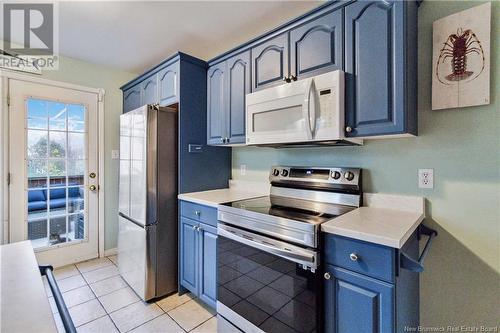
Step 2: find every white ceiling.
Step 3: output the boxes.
[21,1,322,74]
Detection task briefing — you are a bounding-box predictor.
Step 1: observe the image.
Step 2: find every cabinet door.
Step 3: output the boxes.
[290,9,343,80]
[180,217,199,295]
[141,74,158,106]
[324,265,394,333]
[158,62,179,106]
[198,223,217,309]
[344,1,406,137]
[123,85,141,113]
[227,51,250,144]
[207,62,227,145]
[251,33,289,91]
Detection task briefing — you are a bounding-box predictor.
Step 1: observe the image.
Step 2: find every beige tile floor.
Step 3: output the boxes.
[46,256,217,333]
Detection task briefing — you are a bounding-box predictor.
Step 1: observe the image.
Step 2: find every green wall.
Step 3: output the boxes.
[232,1,500,327]
[38,56,136,251]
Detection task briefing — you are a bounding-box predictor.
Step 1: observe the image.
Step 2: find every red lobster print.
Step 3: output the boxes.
[436,28,485,85]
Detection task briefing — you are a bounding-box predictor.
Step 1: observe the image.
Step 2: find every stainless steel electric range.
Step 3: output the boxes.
[216,166,362,333]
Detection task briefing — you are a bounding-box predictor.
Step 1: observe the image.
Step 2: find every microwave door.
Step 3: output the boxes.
[247,94,309,145]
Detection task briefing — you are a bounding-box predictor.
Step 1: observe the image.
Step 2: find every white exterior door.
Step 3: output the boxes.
[8,78,99,267]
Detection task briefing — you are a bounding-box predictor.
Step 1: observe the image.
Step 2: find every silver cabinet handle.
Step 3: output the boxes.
[195,210,201,217]
[324,272,331,280]
[220,137,224,143]
[345,126,353,133]
[192,225,197,231]
[350,253,359,262]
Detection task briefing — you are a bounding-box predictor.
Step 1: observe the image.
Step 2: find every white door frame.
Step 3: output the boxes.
[0,69,106,261]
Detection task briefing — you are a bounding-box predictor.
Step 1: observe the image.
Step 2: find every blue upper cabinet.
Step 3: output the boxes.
[344,0,418,138]
[226,51,250,144]
[123,85,141,113]
[158,62,179,106]
[252,33,289,91]
[207,62,226,145]
[207,50,249,146]
[141,73,158,106]
[324,265,395,333]
[290,9,344,80]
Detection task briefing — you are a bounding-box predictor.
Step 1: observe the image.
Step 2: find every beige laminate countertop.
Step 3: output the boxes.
[0,241,57,333]
[179,188,425,249]
[321,207,425,248]
[178,188,267,208]
[321,193,426,248]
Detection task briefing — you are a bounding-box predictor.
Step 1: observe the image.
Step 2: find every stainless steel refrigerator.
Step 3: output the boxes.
[118,104,178,301]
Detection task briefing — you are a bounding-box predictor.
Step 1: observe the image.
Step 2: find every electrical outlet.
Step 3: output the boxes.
[240,164,246,176]
[418,169,434,189]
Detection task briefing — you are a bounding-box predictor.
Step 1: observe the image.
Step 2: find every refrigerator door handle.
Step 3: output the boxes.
[118,212,146,228]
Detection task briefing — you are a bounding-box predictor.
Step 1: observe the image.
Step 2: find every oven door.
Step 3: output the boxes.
[217,223,322,333]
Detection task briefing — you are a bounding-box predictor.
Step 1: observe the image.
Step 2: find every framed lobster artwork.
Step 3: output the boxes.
[432,2,491,110]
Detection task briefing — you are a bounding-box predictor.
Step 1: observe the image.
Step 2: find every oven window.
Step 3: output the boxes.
[217,235,319,333]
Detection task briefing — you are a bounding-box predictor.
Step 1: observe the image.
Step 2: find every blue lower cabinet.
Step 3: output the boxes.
[179,201,217,310]
[198,224,217,308]
[324,265,394,333]
[323,232,420,333]
[180,217,199,295]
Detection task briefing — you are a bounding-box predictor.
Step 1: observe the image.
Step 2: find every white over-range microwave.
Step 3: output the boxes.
[245,70,362,147]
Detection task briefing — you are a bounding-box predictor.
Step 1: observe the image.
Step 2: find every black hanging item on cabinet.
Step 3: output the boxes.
[39,265,76,333]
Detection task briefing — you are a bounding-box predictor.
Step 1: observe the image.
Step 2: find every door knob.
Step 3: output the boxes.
[89,172,96,179]
[324,272,331,280]
[345,126,353,133]
[89,185,97,191]
[290,75,297,81]
[282,76,291,83]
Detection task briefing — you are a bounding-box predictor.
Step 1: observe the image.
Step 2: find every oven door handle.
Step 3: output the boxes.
[218,224,317,268]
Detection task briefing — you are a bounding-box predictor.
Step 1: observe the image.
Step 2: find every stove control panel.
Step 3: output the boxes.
[269,166,361,187]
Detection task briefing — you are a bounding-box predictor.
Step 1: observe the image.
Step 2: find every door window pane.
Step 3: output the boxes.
[28,117,48,130]
[28,159,47,188]
[68,104,85,132]
[27,99,47,118]
[49,131,66,157]
[69,213,84,240]
[27,189,47,218]
[68,186,84,213]
[68,160,84,185]
[49,160,66,183]
[27,130,48,158]
[26,98,88,249]
[49,216,67,245]
[48,102,67,130]
[68,133,85,159]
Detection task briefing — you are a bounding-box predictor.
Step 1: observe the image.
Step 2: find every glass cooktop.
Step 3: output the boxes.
[222,196,339,225]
